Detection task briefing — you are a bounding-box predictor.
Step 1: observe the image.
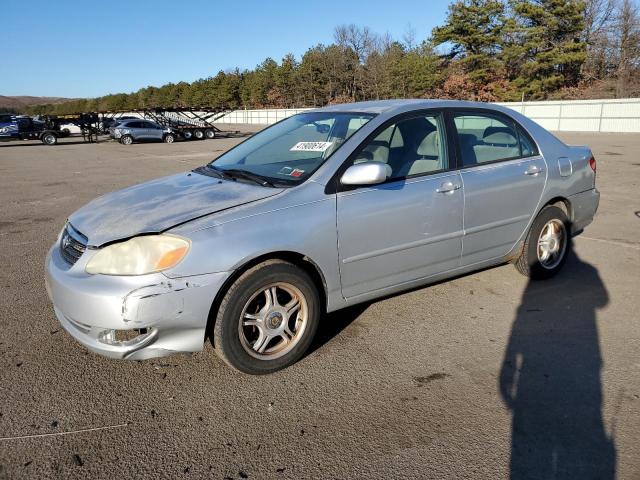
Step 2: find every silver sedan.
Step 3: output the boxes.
[45,100,599,374]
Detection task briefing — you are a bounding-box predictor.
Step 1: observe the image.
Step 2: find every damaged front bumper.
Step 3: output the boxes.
[45,245,230,360]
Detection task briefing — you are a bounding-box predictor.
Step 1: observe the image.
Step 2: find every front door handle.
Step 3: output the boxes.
[525,165,544,176]
[437,181,461,194]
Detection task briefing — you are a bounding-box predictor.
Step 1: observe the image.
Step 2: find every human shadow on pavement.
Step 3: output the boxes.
[499,251,616,479]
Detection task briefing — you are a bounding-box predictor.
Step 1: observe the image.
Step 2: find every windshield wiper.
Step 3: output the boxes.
[193,165,228,180]
[194,165,276,187]
[222,169,276,187]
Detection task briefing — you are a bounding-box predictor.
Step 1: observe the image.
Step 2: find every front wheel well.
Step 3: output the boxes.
[205,251,328,343]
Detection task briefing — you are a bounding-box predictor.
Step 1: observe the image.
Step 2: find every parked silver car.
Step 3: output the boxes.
[111,119,175,144]
[45,100,599,374]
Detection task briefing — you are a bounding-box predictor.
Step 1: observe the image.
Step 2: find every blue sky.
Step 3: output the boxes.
[1,0,451,98]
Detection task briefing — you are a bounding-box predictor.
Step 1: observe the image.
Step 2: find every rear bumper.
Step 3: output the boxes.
[569,188,600,235]
[45,245,230,360]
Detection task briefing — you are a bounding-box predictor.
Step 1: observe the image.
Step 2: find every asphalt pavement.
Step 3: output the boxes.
[0,129,638,479]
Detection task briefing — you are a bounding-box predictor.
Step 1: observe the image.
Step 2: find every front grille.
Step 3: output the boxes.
[60,223,88,266]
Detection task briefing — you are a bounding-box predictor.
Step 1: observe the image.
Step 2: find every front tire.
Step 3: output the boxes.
[41,132,57,145]
[515,205,570,280]
[120,135,133,145]
[213,260,320,374]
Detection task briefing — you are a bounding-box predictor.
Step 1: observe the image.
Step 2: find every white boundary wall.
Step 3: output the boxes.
[214,108,312,125]
[214,98,640,132]
[497,98,640,133]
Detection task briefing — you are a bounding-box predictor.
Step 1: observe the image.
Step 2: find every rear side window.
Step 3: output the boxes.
[452,113,533,166]
[517,127,538,157]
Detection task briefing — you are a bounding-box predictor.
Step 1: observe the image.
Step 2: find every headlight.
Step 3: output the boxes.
[85,234,190,275]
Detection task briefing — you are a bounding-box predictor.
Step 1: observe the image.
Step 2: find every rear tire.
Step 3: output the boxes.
[194,129,204,140]
[182,130,193,140]
[515,205,570,280]
[163,133,175,143]
[204,129,216,139]
[213,260,320,375]
[120,135,133,145]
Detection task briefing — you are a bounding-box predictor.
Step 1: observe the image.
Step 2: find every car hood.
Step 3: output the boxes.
[68,171,283,247]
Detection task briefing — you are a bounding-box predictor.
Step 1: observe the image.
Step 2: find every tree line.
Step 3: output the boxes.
[26,0,639,116]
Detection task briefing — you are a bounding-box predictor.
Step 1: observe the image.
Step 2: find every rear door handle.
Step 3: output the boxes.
[525,165,544,176]
[437,181,461,194]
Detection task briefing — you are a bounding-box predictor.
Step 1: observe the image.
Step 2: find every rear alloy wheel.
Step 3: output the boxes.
[163,133,175,143]
[194,129,204,140]
[213,260,320,374]
[41,132,57,145]
[120,135,133,145]
[204,129,216,139]
[515,205,570,279]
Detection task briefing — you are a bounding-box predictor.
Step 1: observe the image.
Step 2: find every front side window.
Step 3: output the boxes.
[210,112,374,185]
[350,113,448,180]
[453,113,529,166]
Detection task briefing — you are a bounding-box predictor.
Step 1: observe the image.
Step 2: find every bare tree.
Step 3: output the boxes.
[584,0,616,45]
[582,0,616,79]
[614,0,640,96]
[333,24,377,63]
[402,23,417,50]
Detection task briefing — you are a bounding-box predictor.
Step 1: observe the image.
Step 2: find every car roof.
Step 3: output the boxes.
[312,99,510,115]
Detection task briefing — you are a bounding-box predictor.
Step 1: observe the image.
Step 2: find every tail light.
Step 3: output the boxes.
[589,155,596,187]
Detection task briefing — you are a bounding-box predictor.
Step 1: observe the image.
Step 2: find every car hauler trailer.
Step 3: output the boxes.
[1,107,234,146]
[0,112,102,145]
[133,107,230,141]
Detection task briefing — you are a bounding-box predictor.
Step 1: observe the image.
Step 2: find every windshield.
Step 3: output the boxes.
[209,112,374,185]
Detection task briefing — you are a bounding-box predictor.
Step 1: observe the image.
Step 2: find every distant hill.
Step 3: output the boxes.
[0,95,76,110]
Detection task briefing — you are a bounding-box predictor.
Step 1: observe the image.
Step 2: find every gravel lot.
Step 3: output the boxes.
[0,129,638,480]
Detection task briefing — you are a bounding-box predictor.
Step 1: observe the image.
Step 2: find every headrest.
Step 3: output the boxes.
[417,131,439,157]
[483,127,517,145]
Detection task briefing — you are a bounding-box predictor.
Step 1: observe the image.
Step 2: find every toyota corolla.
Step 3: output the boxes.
[45,100,599,374]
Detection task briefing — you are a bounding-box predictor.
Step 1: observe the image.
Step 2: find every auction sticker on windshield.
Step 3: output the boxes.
[290,141,333,152]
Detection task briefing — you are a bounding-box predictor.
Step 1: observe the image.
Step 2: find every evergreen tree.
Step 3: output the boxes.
[507,0,587,97]
[432,0,507,82]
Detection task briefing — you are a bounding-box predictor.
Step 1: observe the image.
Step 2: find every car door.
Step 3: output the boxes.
[146,122,164,140]
[336,112,464,299]
[451,110,546,266]
[124,121,142,140]
[138,121,156,140]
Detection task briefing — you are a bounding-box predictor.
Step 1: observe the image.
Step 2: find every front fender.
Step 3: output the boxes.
[165,192,342,310]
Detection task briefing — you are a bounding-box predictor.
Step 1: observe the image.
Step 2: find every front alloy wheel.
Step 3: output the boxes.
[213,260,320,374]
[239,283,308,360]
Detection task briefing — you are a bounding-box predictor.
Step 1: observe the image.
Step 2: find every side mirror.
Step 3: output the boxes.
[340,162,390,186]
